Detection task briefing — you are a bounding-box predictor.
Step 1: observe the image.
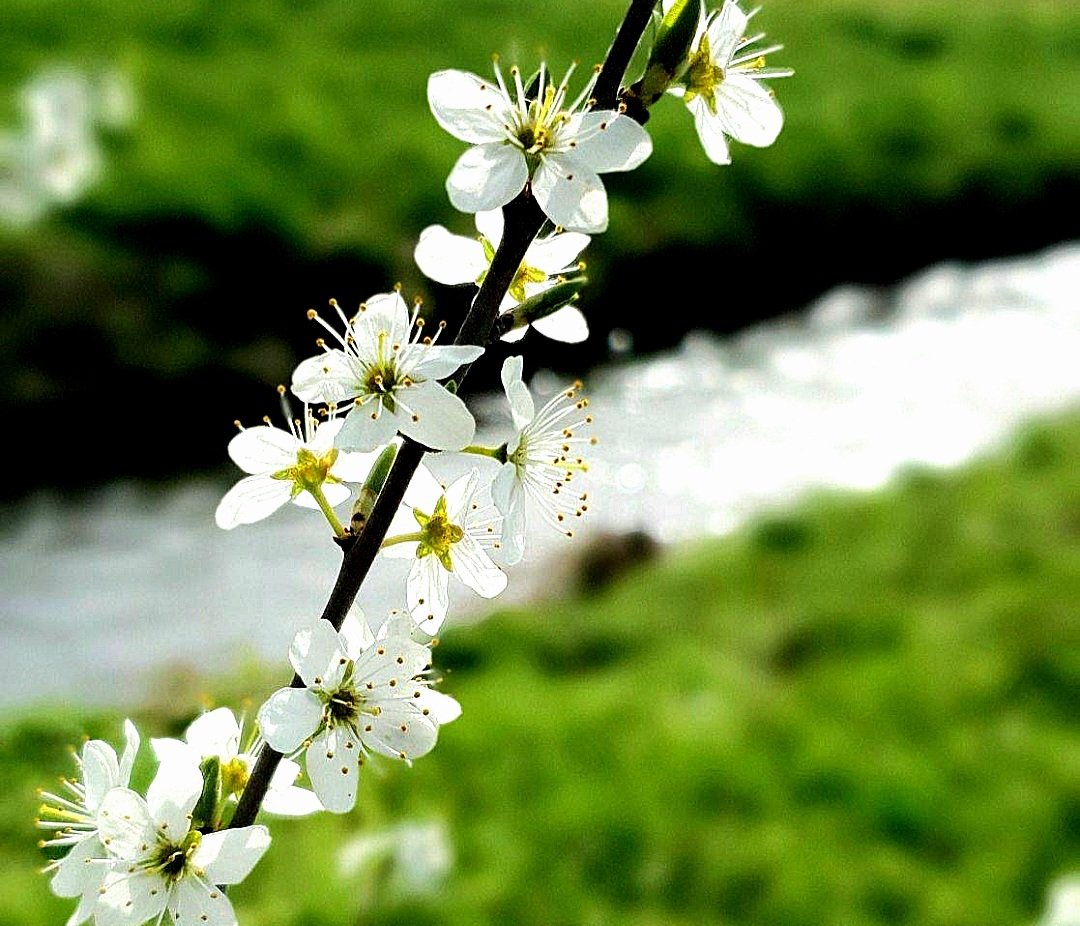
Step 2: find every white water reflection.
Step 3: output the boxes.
[2,242,1078,706]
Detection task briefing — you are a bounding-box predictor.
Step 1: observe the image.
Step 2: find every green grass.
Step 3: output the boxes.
[4,410,1079,925]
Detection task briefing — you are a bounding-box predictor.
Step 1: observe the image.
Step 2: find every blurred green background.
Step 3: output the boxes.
[2,0,1079,924]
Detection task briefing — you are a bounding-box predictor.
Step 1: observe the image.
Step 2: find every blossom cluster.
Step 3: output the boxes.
[38,3,790,922]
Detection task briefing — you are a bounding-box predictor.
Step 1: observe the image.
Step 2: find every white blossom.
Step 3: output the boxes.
[37,720,140,926]
[215,404,378,530]
[493,356,592,563]
[152,707,321,818]
[94,760,270,926]
[291,291,483,452]
[257,612,458,814]
[428,61,652,233]
[666,0,793,165]
[385,467,507,633]
[414,208,590,343]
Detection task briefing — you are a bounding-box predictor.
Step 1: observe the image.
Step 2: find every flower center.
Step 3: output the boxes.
[414,495,464,571]
[148,829,201,885]
[273,446,339,494]
[327,683,363,725]
[508,261,549,303]
[220,757,249,797]
[684,36,725,114]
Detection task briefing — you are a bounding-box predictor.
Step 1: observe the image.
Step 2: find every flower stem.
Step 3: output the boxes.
[381,532,425,548]
[308,485,347,538]
[461,444,509,463]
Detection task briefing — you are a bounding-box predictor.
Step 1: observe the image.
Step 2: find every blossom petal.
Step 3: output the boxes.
[171,877,238,926]
[291,350,360,405]
[184,707,240,759]
[79,741,120,810]
[401,463,445,512]
[96,788,156,859]
[292,481,351,511]
[408,557,450,633]
[193,825,271,885]
[403,342,485,381]
[305,728,360,814]
[226,425,297,475]
[50,836,105,898]
[565,112,653,173]
[363,700,438,762]
[414,688,463,725]
[414,225,488,285]
[447,143,529,214]
[350,291,412,356]
[532,304,589,343]
[443,469,479,521]
[215,474,295,530]
[473,207,504,243]
[451,534,508,598]
[330,447,380,483]
[689,96,732,164]
[262,760,324,816]
[714,73,784,147]
[290,619,347,688]
[118,719,140,787]
[532,155,609,233]
[95,870,168,926]
[258,687,323,753]
[150,736,199,769]
[428,69,509,144]
[146,759,202,841]
[526,230,590,274]
[335,402,400,452]
[353,636,432,687]
[493,464,527,565]
[500,355,535,428]
[706,0,748,66]
[396,380,477,451]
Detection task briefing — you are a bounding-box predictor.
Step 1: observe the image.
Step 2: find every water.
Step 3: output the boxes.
[3,242,1078,708]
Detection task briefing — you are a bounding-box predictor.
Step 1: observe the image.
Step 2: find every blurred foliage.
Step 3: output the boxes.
[4,411,1078,925]
[1,0,1078,493]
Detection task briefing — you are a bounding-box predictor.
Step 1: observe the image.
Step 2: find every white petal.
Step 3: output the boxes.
[353,635,432,687]
[705,0,748,66]
[79,741,120,810]
[226,425,297,475]
[64,888,98,926]
[193,826,271,885]
[262,758,323,816]
[330,447,380,483]
[95,870,168,926]
[526,230,590,274]
[401,462,446,512]
[443,469,479,521]
[396,380,477,451]
[689,96,732,164]
[500,323,529,343]
[292,480,350,511]
[446,143,529,214]
[532,155,609,234]
[291,350,360,405]
[403,342,485,381]
[363,699,438,762]
[96,788,156,859]
[150,736,199,769]
[414,688,462,725]
[184,707,240,759]
[408,557,450,633]
[118,720,140,787]
[532,304,589,343]
[473,207,504,243]
[257,687,323,753]
[146,759,202,841]
[336,402,400,452]
[427,69,509,144]
[215,474,294,529]
[451,534,508,599]
[414,225,488,285]
[493,465,527,565]
[305,728,359,814]
[50,837,105,898]
[714,74,784,147]
[290,619,347,688]
[307,417,344,452]
[351,291,412,354]
[500,355,535,427]
[338,607,375,660]
[565,111,653,173]
[171,877,238,926]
